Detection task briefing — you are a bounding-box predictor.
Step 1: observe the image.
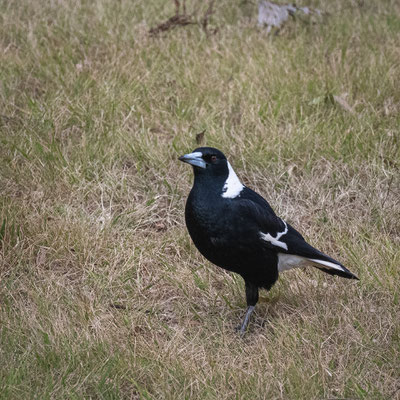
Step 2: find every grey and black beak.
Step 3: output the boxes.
[178,152,206,169]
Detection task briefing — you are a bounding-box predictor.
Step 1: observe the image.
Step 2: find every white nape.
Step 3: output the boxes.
[259,221,288,250]
[278,253,345,273]
[221,161,244,198]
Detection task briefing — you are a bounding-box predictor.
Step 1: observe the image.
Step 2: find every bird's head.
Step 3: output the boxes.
[179,147,244,198]
[178,147,228,176]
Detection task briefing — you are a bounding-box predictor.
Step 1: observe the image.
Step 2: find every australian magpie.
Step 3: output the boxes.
[179,147,358,335]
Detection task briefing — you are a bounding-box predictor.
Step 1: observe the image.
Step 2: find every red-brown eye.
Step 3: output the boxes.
[211,155,217,162]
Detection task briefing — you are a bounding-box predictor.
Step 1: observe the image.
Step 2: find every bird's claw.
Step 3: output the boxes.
[235,324,247,337]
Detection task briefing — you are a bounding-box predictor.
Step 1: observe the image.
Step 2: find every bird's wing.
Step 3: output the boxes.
[229,187,299,250]
[231,188,358,279]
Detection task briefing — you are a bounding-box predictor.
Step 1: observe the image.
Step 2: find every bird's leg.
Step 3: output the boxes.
[238,281,259,336]
[239,305,255,336]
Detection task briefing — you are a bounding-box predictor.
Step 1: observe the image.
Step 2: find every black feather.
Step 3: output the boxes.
[179,147,359,333]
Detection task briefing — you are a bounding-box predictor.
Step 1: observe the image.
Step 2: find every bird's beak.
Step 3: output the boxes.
[178,152,206,169]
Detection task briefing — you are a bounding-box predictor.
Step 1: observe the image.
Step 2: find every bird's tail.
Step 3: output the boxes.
[283,226,359,280]
[308,257,359,280]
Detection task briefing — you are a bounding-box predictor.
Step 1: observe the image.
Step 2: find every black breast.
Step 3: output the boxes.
[184,192,279,288]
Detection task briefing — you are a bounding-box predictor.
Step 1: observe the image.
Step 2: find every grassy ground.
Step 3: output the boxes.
[1,0,400,398]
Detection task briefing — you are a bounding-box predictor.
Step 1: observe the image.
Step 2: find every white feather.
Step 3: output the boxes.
[259,221,288,250]
[308,258,346,272]
[278,253,308,271]
[277,253,345,273]
[221,162,244,198]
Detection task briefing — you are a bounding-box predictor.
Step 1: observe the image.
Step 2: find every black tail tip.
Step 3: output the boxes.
[348,273,360,280]
[317,267,359,280]
[338,270,359,280]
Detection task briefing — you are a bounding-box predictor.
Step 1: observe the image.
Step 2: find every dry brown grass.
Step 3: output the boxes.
[1,0,400,398]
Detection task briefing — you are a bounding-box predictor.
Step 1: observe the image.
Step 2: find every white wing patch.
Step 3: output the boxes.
[259,221,288,250]
[221,161,244,198]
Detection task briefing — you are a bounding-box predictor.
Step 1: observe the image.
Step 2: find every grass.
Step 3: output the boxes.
[1,0,400,398]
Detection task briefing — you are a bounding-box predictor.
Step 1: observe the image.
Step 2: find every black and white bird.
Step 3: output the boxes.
[179,147,358,335]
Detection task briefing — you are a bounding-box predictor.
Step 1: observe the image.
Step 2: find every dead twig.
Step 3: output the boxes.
[149,14,195,36]
[149,0,216,37]
[202,0,216,34]
[195,129,206,145]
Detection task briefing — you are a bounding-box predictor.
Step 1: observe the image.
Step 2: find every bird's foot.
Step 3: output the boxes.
[234,324,247,337]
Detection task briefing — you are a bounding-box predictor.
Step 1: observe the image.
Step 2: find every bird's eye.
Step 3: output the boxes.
[211,155,217,162]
